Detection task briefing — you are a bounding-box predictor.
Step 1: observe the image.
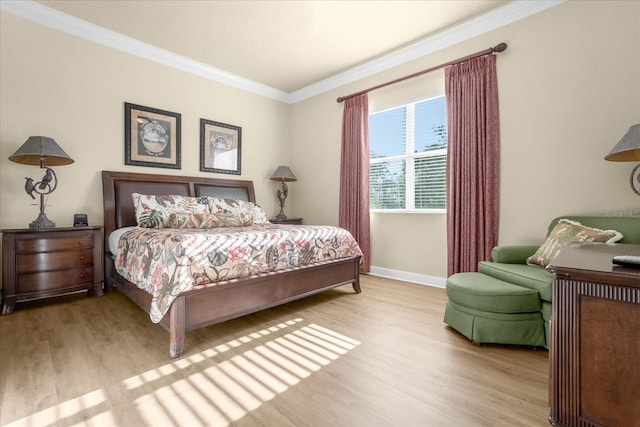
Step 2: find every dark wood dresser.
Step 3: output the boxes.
[1,226,103,314]
[547,243,640,427]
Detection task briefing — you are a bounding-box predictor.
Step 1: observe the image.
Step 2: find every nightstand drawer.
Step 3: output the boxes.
[16,249,94,273]
[17,235,94,253]
[17,267,94,294]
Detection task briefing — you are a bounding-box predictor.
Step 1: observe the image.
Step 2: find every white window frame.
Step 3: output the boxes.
[369,95,447,214]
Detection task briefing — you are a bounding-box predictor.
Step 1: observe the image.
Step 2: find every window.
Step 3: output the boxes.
[369,95,447,212]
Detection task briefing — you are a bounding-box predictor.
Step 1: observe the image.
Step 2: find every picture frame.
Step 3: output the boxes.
[124,102,181,169]
[200,118,242,175]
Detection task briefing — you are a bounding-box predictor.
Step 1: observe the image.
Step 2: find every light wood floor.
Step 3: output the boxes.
[0,275,549,427]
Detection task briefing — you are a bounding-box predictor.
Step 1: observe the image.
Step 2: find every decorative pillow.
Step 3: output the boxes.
[207,197,270,224]
[526,219,623,267]
[166,212,254,229]
[132,193,210,228]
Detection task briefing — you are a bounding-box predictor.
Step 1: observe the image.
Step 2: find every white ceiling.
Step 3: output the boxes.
[3,1,564,103]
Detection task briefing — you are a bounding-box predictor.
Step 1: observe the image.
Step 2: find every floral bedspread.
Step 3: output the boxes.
[114,224,362,322]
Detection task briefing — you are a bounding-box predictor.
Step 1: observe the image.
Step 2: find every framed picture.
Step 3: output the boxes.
[200,119,242,175]
[124,102,181,169]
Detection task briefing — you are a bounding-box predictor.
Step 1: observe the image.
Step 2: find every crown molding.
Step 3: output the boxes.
[0,0,290,103]
[289,0,566,103]
[2,0,565,105]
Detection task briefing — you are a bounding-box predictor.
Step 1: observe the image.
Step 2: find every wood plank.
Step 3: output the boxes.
[0,275,549,426]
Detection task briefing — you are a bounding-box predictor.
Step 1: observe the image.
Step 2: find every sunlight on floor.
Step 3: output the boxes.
[5,318,361,427]
[3,388,118,427]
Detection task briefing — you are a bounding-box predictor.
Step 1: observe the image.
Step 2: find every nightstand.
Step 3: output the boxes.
[1,226,103,315]
[270,217,303,225]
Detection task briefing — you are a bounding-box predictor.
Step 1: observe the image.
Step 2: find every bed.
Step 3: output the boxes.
[102,170,362,358]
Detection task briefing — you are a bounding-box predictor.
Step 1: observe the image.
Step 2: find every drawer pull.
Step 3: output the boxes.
[78,241,84,245]
[80,256,84,260]
[32,280,37,285]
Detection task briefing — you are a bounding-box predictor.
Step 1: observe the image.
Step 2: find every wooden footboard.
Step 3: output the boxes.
[111,255,361,357]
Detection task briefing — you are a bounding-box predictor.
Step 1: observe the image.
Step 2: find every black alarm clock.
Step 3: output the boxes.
[73,214,88,227]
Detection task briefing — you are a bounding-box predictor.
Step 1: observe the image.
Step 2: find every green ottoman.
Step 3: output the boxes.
[444,272,546,347]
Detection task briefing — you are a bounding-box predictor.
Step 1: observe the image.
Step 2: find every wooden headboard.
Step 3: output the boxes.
[101,170,256,252]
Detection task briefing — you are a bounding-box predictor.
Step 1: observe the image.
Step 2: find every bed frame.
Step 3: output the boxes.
[102,170,361,357]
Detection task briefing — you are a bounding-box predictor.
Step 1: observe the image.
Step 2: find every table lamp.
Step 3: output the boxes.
[605,123,640,196]
[270,166,297,220]
[9,136,74,228]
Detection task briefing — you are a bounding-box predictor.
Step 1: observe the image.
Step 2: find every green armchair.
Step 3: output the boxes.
[444,215,640,348]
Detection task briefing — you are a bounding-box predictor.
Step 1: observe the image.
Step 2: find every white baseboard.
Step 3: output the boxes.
[367,266,446,289]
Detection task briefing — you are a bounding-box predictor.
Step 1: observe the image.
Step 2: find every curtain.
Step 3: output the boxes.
[445,54,500,276]
[339,94,371,272]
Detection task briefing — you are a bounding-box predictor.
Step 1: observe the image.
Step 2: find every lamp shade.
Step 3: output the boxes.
[604,124,640,162]
[9,136,74,166]
[270,166,297,182]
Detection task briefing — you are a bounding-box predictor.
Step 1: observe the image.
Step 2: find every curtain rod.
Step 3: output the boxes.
[336,42,507,103]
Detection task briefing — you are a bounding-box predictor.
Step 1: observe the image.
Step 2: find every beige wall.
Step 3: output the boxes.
[1,1,639,285]
[291,0,640,280]
[0,12,291,231]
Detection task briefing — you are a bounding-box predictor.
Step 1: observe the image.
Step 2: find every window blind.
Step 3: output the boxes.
[370,96,447,211]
